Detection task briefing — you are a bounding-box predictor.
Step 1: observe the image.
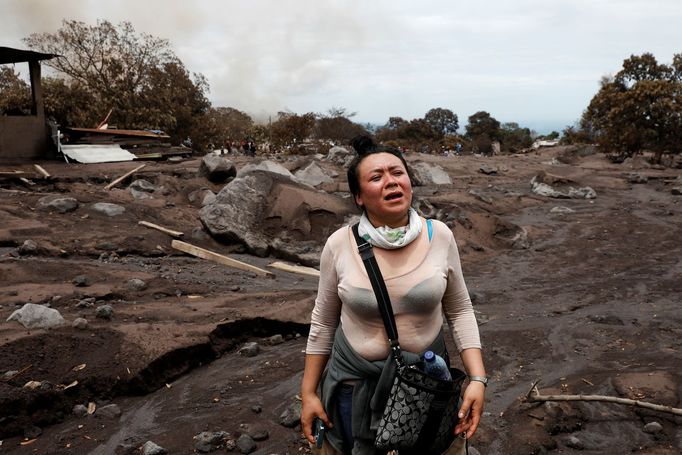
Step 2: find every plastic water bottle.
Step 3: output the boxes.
[422,350,452,381]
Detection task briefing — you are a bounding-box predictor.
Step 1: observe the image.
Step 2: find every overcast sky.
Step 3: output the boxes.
[2,0,681,132]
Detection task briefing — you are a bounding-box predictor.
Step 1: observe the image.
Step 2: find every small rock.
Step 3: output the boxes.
[239,342,260,357]
[72,404,88,417]
[141,440,168,455]
[18,240,39,255]
[550,206,575,214]
[224,439,237,451]
[230,285,241,292]
[91,202,126,217]
[3,370,18,380]
[96,305,114,320]
[194,431,230,453]
[72,317,89,330]
[23,425,42,439]
[73,275,91,287]
[279,401,302,428]
[479,165,498,175]
[129,179,156,199]
[267,334,285,345]
[643,421,663,434]
[251,405,262,414]
[565,435,584,450]
[627,172,648,184]
[96,403,121,419]
[76,298,95,308]
[671,187,682,195]
[250,430,269,441]
[37,195,79,213]
[126,278,148,291]
[236,434,256,454]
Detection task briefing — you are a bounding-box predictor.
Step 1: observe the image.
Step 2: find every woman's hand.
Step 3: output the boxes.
[454,380,485,439]
[301,392,333,444]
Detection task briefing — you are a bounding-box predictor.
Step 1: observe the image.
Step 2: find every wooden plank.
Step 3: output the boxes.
[171,240,275,278]
[33,164,50,178]
[104,164,146,190]
[268,261,320,277]
[138,221,184,238]
[0,170,25,175]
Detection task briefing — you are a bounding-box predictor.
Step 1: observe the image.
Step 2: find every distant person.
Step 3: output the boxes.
[300,135,486,453]
[455,143,462,156]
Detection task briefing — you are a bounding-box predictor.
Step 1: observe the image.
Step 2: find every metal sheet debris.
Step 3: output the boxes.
[61,144,136,164]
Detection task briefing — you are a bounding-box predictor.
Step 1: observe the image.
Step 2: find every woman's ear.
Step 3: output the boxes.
[355,193,363,208]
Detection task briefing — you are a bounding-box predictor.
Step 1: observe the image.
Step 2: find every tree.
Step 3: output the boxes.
[23,19,211,147]
[314,107,367,142]
[581,52,682,162]
[0,67,32,115]
[465,111,501,140]
[499,122,533,152]
[270,111,316,147]
[424,108,459,137]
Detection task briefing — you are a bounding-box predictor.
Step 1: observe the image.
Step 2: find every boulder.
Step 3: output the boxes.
[72,404,88,417]
[72,317,89,330]
[198,155,237,183]
[238,342,260,357]
[126,278,148,291]
[479,165,498,175]
[236,434,256,454]
[200,170,355,266]
[410,161,452,185]
[194,431,230,453]
[95,403,121,419]
[643,421,663,434]
[37,195,79,213]
[294,161,334,187]
[96,304,114,320]
[279,400,302,428]
[626,173,648,184]
[129,179,156,199]
[325,146,354,167]
[18,240,39,255]
[7,303,65,329]
[530,173,596,199]
[238,160,294,179]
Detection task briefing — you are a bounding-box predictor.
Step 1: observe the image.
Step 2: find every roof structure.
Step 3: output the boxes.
[0,46,57,65]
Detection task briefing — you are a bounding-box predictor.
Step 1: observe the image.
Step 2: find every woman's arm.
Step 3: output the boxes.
[301,354,333,444]
[454,347,486,438]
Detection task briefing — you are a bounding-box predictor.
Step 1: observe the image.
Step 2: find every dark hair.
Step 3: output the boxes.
[347,135,412,202]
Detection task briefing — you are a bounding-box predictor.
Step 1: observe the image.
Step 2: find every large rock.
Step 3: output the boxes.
[37,195,79,213]
[200,170,355,266]
[129,179,156,199]
[194,431,230,453]
[141,441,168,455]
[325,146,354,167]
[7,303,65,329]
[410,161,452,185]
[279,400,302,428]
[294,161,334,187]
[530,172,596,199]
[199,155,237,183]
[238,160,294,179]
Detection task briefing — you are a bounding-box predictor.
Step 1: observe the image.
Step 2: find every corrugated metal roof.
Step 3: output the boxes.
[67,128,170,139]
[61,144,136,164]
[0,46,57,64]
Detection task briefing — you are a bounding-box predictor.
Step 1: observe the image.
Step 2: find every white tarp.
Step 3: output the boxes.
[61,144,136,163]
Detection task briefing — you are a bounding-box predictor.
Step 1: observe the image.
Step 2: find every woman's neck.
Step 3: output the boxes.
[366,211,409,229]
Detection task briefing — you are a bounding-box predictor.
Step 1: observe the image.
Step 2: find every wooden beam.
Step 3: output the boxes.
[171,240,275,278]
[268,261,320,277]
[104,164,146,190]
[138,221,184,238]
[33,164,51,178]
[0,171,25,175]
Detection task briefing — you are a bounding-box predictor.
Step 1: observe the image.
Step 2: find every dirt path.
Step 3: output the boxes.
[1,148,680,453]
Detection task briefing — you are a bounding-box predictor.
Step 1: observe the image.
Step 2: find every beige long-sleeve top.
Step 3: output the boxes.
[306,218,481,360]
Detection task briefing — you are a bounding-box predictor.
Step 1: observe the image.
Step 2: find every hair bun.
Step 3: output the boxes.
[350,135,376,156]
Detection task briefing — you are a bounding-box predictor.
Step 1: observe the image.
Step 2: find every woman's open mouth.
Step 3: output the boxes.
[384,191,403,201]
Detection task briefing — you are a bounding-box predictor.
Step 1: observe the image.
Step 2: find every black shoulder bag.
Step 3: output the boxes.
[352,223,467,453]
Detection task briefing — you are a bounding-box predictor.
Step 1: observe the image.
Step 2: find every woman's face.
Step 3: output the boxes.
[354,152,413,227]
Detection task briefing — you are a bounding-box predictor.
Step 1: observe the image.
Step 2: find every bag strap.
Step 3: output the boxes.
[351,223,405,367]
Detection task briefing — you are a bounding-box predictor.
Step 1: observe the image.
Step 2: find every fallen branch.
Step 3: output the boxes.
[138,221,184,238]
[104,164,146,190]
[526,380,682,416]
[171,240,274,278]
[268,261,320,277]
[33,164,51,178]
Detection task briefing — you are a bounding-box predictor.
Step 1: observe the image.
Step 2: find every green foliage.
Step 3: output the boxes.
[582,52,682,162]
[0,67,32,114]
[465,111,501,140]
[423,108,459,137]
[499,122,533,152]
[270,111,316,147]
[23,19,210,148]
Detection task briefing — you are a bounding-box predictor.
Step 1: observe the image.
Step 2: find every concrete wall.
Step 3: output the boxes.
[0,116,51,162]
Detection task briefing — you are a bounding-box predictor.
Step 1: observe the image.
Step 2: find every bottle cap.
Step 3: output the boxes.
[423,350,435,361]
